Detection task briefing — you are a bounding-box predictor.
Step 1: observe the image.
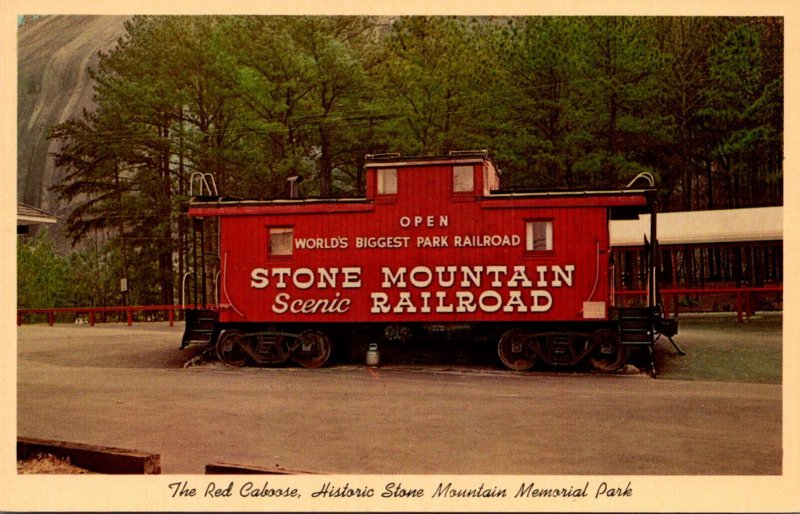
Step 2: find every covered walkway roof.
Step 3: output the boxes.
[17,202,57,225]
[17,202,57,234]
[610,206,783,247]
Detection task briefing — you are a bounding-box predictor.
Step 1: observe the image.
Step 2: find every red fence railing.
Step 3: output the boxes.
[17,286,782,326]
[615,286,783,322]
[16,305,214,327]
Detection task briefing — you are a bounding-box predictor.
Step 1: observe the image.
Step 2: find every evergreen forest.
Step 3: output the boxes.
[18,16,783,309]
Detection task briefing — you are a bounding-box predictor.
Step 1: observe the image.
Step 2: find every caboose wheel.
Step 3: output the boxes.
[216,329,249,367]
[589,329,628,372]
[291,330,332,368]
[497,328,537,371]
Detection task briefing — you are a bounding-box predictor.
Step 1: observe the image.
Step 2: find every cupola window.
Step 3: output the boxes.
[377,168,397,195]
[453,165,474,193]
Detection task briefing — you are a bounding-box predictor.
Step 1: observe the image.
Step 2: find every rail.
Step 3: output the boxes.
[616,286,783,322]
[17,286,782,326]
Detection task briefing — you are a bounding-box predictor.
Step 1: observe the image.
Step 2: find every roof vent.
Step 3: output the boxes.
[286,175,304,198]
[365,153,402,161]
[448,149,489,158]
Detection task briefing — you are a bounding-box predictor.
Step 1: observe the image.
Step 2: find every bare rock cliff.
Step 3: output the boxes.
[18,15,129,216]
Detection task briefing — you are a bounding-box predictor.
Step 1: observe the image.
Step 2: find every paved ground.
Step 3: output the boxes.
[16,316,782,475]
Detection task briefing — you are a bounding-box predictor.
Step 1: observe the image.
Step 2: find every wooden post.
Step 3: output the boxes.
[89,310,95,326]
[736,292,743,322]
[671,249,677,287]
[205,462,320,475]
[127,310,133,326]
[168,308,175,327]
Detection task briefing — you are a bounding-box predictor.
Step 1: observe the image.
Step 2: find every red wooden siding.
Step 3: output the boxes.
[200,160,647,325]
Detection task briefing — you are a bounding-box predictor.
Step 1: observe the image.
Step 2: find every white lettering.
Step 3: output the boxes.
[294,237,349,250]
[460,266,483,288]
[508,265,533,288]
[382,267,407,288]
[435,266,457,287]
[478,290,503,312]
[530,290,553,312]
[502,291,528,312]
[485,265,506,288]
[317,268,338,289]
[342,267,362,288]
[272,268,291,288]
[417,236,449,248]
[272,292,351,314]
[272,292,289,313]
[293,268,314,290]
[356,236,410,249]
[398,215,449,228]
[551,265,575,287]
[250,267,362,290]
[456,291,476,313]
[436,291,454,313]
[536,266,549,287]
[252,264,572,317]
[250,268,269,289]
[371,292,390,314]
[409,266,433,288]
[393,292,417,313]
[453,234,521,247]
[420,292,432,313]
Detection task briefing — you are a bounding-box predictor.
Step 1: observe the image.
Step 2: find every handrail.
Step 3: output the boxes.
[181,272,194,309]
[189,172,218,197]
[626,171,655,188]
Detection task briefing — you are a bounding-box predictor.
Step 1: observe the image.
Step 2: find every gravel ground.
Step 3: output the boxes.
[16,315,783,475]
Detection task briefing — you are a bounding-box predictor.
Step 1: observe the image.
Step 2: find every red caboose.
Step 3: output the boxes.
[182,151,676,371]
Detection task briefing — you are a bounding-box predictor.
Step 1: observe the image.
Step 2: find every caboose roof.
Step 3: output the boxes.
[363,155,491,168]
[188,150,654,217]
[486,188,653,199]
[187,188,651,217]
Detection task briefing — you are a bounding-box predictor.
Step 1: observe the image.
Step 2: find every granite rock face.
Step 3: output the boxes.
[17,15,129,215]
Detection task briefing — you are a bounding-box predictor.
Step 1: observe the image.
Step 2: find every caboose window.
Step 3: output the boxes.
[453,165,474,193]
[377,168,397,195]
[269,227,294,256]
[526,221,553,251]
